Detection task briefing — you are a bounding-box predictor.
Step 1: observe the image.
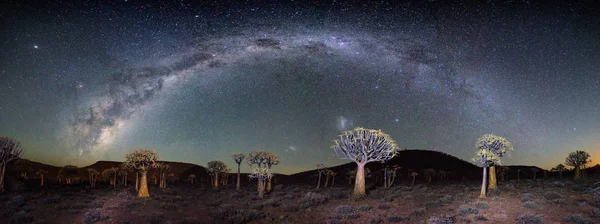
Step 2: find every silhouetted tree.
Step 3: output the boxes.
[384,165,401,188]
[249,167,271,198]
[316,164,326,189]
[410,172,418,185]
[36,169,47,186]
[472,134,513,198]
[554,164,566,178]
[188,174,196,184]
[14,159,32,179]
[207,160,228,188]
[231,153,245,190]
[247,150,268,192]
[155,163,171,189]
[423,168,436,183]
[124,149,159,198]
[87,168,99,187]
[531,167,539,180]
[59,165,79,184]
[565,150,591,180]
[0,137,23,191]
[331,128,399,196]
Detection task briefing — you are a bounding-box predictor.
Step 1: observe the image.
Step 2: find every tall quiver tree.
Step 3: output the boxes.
[87,168,99,187]
[249,167,271,198]
[555,164,566,178]
[232,153,245,191]
[263,152,279,192]
[0,137,23,192]
[316,164,326,189]
[207,161,228,188]
[247,150,267,192]
[36,169,47,186]
[124,149,159,198]
[565,150,591,181]
[59,165,79,184]
[472,134,513,198]
[331,128,399,197]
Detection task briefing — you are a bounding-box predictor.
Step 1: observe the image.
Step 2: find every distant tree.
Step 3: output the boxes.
[87,168,99,187]
[316,164,327,189]
[554,164,566,178]
[531,168,539,180]
[0,137,23,191]
[472,134,513,198]
[345,169,355,185]
[155,163,171,189]
[438,170,451,182]
[36,169,47,186]
[207,161,228,188]
[482,135,514,191]
[423,168,436,183]
[231,153,246,191]
[101,167,118,186]
[188,174,196,184]
[331,128,399,196]
[14,159,33,179]
[497,166,509,181]
[59,165,79,184]
[323,169,333,187]
[248,167,271,198]
[263,152,279,192]
[124,149,159,198]
[118,167,128,186]
[329,170,337,186]
[565,150,591,180]
[410,172,418,185]
[517,169,521,181]
[383,165,401,188]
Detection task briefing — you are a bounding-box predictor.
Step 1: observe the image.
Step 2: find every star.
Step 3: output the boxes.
[34,45,38,49]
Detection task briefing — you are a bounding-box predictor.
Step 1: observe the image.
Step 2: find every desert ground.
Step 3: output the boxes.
[2,175,600,224]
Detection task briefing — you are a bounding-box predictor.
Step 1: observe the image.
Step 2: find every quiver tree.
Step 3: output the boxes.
[188,174,196,184]
[101,168,118,186]
[328,170,337,186]
[316,164,327,189]
[207,160,228,188]
[231,153,245,190]
[263,152,279,192]
[155,163,171,188]
[124,149,158,198]
[331,127,399,196]
[87,168,99,187]
[118,168,128,186]
[565,150,591,180]
[36,169,47,186]
[0,137,23,191]
[324,169,332,187]
[423,168,436,183]
[472,134,513,198]
[497,166,509,181]
[554,164,566,178]
[384,165,401,188]
[249,167,271,198]
[345,169,355,185]
[530,168,539,180]
[247,150,268,192]
[14,159,33,179]
[218,169,231,185]
[59,165,79,184]
[410,172,418,185]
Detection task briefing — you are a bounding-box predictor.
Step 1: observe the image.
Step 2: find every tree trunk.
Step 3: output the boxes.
[316,172,321,189]
[480,167,488,198]
[40,174,44,186]
[353,163,366,196]
[0,164,6,192]
[138,171,150,198]
[113,174,117,187]
[574,167,582,180]
[124,173,128,186]
[258,179,265,198]
[559,171,562,178]
[488,166,497,190]
[412,175,416,185]
[324,175,329,188]
[332,176,335,186]
[384,168,388,188]
[236,163,241,191]
[135,172,139,190]
[267,176,272,192]
[213,173,219,188]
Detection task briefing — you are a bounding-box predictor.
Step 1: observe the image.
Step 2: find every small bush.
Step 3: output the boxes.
[427,215,455,224]
[458,206,478,215]
[593,207,600,217]
[543,191,563,199]
[410,207,426,217]
[283,204,301,212]
[82,209,109,224]
[424,200,442,207]
[516,215,543,224]
[473,201,488,209]
[335,205,354,214]
[551,199,568,205]
[357,204,373,211]
[43,197,60,205]
[345,213,360,220]
[523,201,537,209]
[377,203,391,210]
[369,217,383,224]
[439,195,453,204]
[474,214,488,221]
[520,193,534,202]
[388,216,408,222]
[563,214,593,224]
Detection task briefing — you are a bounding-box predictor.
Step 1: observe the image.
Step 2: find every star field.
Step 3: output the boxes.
[0,0,598,174]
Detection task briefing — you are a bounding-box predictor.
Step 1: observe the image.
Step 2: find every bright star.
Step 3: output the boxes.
[34,45,38,49]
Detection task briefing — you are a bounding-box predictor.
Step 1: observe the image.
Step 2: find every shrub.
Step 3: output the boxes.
[439,195,453,204]
[593,207,600,217]
[458,206,478,215]
[492,196,504,201]
[410,207,426,217]
[473,201,488,209]
[551,199,568,205]
[543,191,563,199]
[523,201,537,209]
[43,197,60,205]
[229,209,265,224]
[474,214,488,221]
[357,204,373,211]
[83,209,109,224]
[283,204,301,212]
[424,200,442,207]
[388,216,408,222]
[427,215,455,224]
[160,202,178,210]
[377,203,391,210]
[147,213,165,224]
[369,217,383,224]
[563,214,593,224]
[335,205,354,214]
[346,213,360,220]
[516,215,543,224]
[520,193,534,202]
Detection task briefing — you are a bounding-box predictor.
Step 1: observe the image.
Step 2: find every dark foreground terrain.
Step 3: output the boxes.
[2,177,600,224]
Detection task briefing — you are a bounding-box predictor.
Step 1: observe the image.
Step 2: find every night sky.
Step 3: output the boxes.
[1,1,598,174]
